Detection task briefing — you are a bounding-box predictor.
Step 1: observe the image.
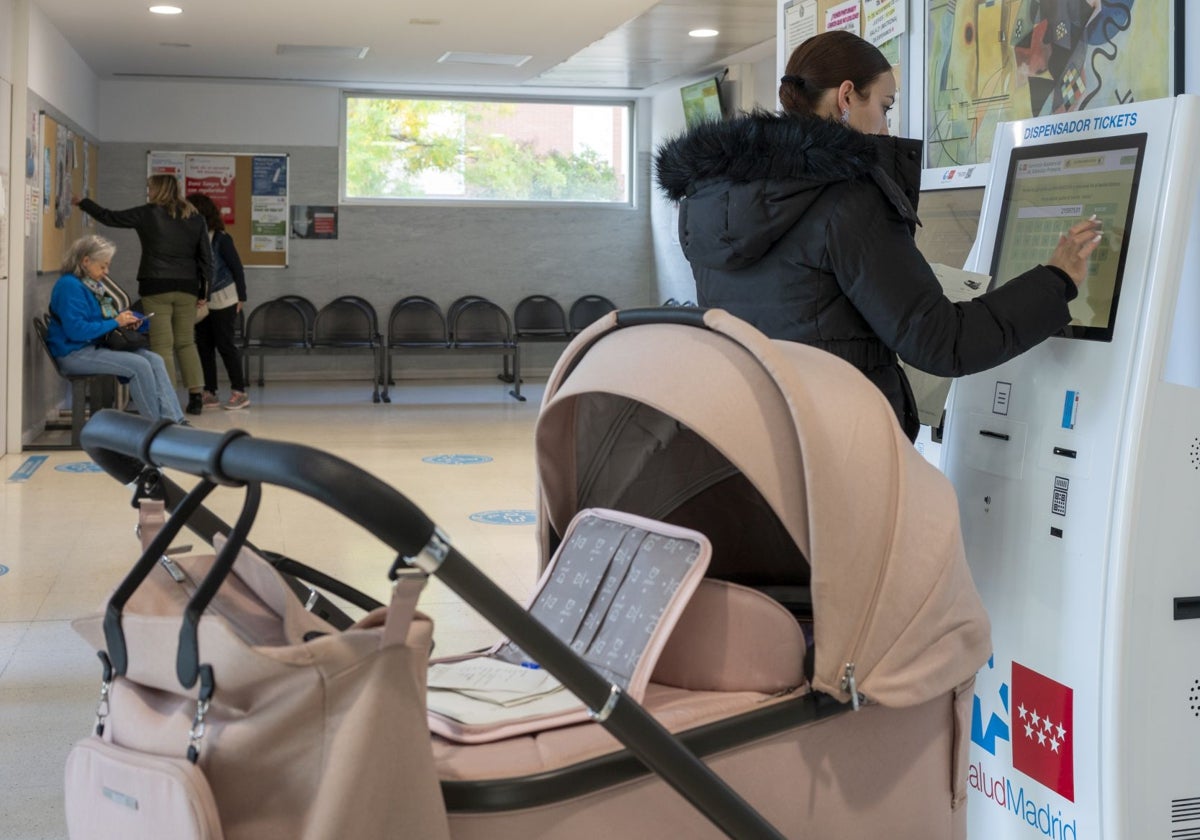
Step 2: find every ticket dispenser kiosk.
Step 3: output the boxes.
[941,96,1200,839]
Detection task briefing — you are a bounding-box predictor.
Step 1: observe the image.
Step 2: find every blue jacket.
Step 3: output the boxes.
[209,230,247,301]
[46,274,120,357]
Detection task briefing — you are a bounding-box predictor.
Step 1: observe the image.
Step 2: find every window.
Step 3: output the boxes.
[342,94,633,205]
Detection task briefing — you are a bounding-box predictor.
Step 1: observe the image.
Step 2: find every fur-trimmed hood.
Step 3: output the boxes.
[654,111,921,271]
[655,110,879,201]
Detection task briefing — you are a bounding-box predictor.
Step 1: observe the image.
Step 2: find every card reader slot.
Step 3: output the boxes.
[979,429,1011,441]
[1052,446,1078,459]
[1174,597,1200,621]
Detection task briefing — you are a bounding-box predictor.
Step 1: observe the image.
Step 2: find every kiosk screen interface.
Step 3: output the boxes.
[990,134,1146,341]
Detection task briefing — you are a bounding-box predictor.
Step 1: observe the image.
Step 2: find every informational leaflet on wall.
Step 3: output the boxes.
[147,151,186,188]
[290,205,338,239]
[823,0,860,35]
[863,0,904,47]
[783,0,818,55]
[82,141,91,227]
[250,155,287,252]
[184,155,237,224]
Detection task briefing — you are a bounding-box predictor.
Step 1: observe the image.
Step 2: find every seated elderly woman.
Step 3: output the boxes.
[46,235,186,424]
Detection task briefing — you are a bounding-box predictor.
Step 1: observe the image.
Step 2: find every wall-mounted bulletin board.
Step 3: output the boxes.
[147,151,289,268]
[37,112,99,273]
[781,0,908,136]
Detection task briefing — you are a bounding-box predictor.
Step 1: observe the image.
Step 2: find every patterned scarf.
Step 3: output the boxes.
[81,276,119,320]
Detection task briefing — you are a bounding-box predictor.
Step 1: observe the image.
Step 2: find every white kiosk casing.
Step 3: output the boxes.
[943,96,1200,839]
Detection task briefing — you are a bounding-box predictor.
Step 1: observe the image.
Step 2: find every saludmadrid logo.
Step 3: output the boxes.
[968,760,1078,840]
[971,657,1079,838]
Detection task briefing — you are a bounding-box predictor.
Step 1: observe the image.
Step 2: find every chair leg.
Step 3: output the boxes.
[509,346,525,402]
[71,379,88,448]
[371,348,381,403]
[379,347,391,403]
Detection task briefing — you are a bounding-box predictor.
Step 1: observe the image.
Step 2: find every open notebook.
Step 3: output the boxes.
[427,508,711,743]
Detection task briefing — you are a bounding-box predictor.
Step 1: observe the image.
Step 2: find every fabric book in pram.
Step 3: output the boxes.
[426,508,711,743]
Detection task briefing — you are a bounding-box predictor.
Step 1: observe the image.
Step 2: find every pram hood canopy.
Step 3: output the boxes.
[535,309,990,708]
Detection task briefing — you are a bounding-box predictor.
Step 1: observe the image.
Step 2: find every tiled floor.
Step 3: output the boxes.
[0,379,545,840]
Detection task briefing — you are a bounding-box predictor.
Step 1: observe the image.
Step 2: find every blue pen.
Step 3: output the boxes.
[520,661,541,670]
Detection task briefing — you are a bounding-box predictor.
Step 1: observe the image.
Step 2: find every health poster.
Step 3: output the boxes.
[184,155,236,224]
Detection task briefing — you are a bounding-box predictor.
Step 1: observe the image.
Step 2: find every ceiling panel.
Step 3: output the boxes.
[32,0,775,91]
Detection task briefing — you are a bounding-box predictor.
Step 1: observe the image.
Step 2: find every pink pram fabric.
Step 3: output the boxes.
[535,308,991,708]
[430,308,991,837]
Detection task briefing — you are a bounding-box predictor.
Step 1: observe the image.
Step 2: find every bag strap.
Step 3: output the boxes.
[138,498,167,552]
[176,482,261,689]
[381,569,427,649]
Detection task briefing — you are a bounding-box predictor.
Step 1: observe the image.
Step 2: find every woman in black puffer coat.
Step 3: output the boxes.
[654,31,1102,441]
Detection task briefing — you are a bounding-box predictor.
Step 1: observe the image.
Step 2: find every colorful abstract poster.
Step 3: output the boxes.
[925,1,1173,175]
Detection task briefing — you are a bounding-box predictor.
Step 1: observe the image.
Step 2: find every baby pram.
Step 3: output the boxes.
[437,307,991,838]
[75,306,989,839]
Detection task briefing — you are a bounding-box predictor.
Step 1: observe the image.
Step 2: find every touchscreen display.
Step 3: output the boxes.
[989,134,1146,341]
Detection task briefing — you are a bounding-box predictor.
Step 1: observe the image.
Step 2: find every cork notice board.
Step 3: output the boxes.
[38,113,99,273]
[146,151,289,268]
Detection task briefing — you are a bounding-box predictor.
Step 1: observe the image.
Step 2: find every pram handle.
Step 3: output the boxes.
[82,410,437,558]
[81,409,786,840]
[615,306,710,329]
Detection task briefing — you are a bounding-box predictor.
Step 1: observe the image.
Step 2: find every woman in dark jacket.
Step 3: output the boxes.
[74,174,212,415]
[654,31,1102,440]
[188,193,250,410]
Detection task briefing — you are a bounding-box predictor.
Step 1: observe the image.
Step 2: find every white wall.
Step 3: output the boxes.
[99,81,340,147]
[27,3,97,135]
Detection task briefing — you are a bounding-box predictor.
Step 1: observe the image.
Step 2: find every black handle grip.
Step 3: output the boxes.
[81,410,437,559]
[615,307,710,329]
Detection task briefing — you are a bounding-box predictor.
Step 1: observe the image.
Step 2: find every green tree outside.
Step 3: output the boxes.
[344,97,625,202]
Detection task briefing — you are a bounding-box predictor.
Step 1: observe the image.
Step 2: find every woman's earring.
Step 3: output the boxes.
[840,108,850,125]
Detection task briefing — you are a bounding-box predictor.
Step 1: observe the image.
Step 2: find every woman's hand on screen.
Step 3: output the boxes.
[1047,215,1103,287]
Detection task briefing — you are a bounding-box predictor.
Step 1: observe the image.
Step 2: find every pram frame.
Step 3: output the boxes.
[81,409,786,840]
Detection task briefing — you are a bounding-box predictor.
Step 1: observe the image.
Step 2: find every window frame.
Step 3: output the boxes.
[338,90,638,210]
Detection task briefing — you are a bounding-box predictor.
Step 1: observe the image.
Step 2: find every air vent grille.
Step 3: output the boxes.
[1171,796,1200,838]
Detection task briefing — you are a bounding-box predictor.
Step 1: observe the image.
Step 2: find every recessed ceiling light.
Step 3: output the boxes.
[276,44,370,59]
[438,51,532,67]
[688,28,719,38]
[149,5,183,14]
